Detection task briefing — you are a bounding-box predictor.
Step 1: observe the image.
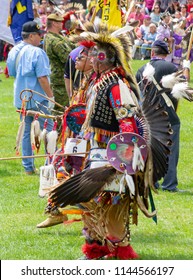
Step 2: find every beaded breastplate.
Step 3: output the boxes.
[90,70,120,132]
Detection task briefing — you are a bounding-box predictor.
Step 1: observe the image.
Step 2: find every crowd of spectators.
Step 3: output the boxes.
[126,0,193,62]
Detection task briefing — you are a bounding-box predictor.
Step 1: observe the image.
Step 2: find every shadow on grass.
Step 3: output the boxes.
[158,188,193,196]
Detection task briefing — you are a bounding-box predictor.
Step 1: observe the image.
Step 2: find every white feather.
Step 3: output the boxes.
[33,119,41,137]
[137,152,145,171]
[132,143,140,171]
[111,25,134,37]
[132,142,145,172]
[171,82,189,100]
[40,128,47,141]
[161,71,186,89]
[119,175,125,194]
[77,19,86,31]
[125,171,135,195]
[80,31,90,38]
[15,119,25,155]
[118,79,136,106]
[46,130,58,155]
[70,14,77,22]
[161,73,177,89]
[142,63,155,82]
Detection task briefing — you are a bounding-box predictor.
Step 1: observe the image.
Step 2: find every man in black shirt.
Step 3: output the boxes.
[136,40,182,192]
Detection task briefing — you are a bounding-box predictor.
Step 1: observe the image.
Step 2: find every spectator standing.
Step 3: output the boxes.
[64,45,84,100]
[7,21,54,175]
[136,40,189,192]
[172,18,187,67]
[44,13,73,111]
[156,11,174,61]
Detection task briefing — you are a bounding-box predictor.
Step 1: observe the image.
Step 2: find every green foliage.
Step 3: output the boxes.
[0,60,193,260]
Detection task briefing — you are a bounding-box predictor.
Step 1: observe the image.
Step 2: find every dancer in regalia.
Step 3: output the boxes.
[47,23,176,260]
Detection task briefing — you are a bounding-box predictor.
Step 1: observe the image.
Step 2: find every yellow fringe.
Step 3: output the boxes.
[60,209,84,215]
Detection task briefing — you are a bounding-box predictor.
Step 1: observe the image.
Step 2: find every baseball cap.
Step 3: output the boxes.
[152,40,169,54]
[22,21,45,34]
[47,13,64,22]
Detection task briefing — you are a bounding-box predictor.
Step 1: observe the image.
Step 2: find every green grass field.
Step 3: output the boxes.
[0,60,193,260]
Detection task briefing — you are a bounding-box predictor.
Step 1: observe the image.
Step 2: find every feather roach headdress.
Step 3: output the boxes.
[70,22,138,95]
[81,23,133,76]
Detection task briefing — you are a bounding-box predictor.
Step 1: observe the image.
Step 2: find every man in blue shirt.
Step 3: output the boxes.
[7,21,54,174]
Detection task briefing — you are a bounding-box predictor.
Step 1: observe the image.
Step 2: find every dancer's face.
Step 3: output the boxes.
[75,48,93,73]
[90,46,113,74]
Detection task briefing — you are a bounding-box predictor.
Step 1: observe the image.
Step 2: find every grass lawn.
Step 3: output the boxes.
[0,60,193,260]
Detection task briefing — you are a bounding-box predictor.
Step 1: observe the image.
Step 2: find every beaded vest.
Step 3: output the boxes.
[90,70,120,133]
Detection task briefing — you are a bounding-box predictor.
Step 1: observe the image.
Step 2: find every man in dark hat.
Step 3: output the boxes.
[44,13,73,111]
[136,40,185,192]
[7,21,54,175]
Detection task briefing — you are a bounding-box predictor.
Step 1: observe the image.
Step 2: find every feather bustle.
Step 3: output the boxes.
[49,166,117,207]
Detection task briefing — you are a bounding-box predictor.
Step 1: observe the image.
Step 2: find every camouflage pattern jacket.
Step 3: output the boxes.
[44,32,72,85]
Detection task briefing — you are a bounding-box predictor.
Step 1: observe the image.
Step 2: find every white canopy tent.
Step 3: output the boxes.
[0,0,14,45]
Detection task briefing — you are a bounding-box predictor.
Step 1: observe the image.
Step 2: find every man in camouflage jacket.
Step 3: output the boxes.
[44,13,73,111]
